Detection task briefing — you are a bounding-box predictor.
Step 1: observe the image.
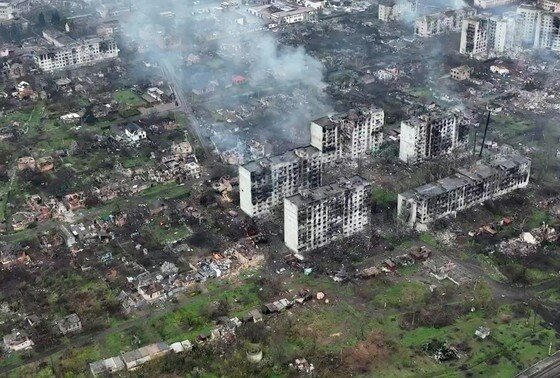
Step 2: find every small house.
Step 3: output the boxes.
[120,342,170,370]
[56,313,82,335]
[124,123,147,142]
[3,330,34,351]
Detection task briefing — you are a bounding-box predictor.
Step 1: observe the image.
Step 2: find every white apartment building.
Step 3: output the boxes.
[539,0,560,13]
[415,7,477,37]
[516,5,543,46]
[535,12,560,50]
[340,106,384,159]
[310,116,342,164]
[399,112,468,165]
[310,106,384,163]
[474,0,518,9]
[378,0,415,22]
[239,146,322,217]
[34,31,119,72]
[398,155,530,230]
[284,176,370,252]
[460,17,490,56]
[488,13,517,53]
[0,2,15,20]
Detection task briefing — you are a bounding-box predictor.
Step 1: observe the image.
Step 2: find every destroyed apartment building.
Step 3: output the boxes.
[378,0,416,22]
[33,29,119,72]
[399,111,469,164]
[239,146,322,217]
[310,106,384,163]
[415,7,477,38]
[284,176,370,252]
[240,106,384,218]
[397,155,531,230]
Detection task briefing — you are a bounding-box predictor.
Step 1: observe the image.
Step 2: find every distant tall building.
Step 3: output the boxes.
[310,116,342,164]
[34,30,119,72]
[460,17,490,56]
[539,0,560,13]
[488,13,517,53]
[284,176,370,252]
[398,156,531,230]
[516,5,543,47]
[239,146,322,217]
[474,0,518,9]
[415,7,477,37]
[378,0,415,22]
[340,106,384,159]
[399,112,468,165]
[311,106,384,163]
[535,11,560,50]
[0,0,29,20]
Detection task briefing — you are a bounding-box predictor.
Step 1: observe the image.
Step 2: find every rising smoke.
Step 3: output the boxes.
[120,0,331,148]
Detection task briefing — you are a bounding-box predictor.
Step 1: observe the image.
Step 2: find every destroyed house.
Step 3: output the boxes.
[121,342,170,370]
[284,176,370,252]
[56,313,82,335]
[239,146,322,217]
[398,155,530,230]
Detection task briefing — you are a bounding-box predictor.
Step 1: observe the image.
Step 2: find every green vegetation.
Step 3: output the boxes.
[114,89,146,108]
[373,281,427,308]
[371,187,397,208]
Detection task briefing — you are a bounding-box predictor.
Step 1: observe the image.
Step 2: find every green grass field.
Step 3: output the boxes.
[114,89,147,108]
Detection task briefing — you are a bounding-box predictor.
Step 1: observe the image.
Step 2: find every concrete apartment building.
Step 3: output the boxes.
[378,0,415,22]
[399,112,468,164]
[310,116,342,164]
[284,176,370,252]
[516,5,544,47]
[450,65,473,81]
[539,0,560,13]
[340,106,384,159]
[397,155,530,230]
[0,0,28,20]
[239,146,322,217]
[460,16,490,56]
[415,7,477,37]
[474,0,518,9]
[33,30,118,72]
[310,106,384,163]
[488,13,518,53]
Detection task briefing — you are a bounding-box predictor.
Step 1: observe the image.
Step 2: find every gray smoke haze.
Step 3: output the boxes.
[120,0,331,148]
[397,0,469,23]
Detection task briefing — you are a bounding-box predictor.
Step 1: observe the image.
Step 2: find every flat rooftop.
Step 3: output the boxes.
[286,176,369,207]
[242,145,321,174]
[400,155,530,201]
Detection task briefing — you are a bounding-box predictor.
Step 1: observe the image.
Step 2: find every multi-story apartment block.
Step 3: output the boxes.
[0,2,15,20]
[340,106,384,159]
[399,112,468,165]
[415,7,477,37]
[378,0,415,22]
[516,5,544,47]
[460,16,490,56]
[474,0,518,9]
[310,106,384,163]
[310,116,342,164]
[284,176,370,252]
[535,11,560,50]
[398,155,530,230]
[488,13,517,53]
[0,0,28,20]
[33,30,119,72]
[539,0,560,13]
[239,146,322,217]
